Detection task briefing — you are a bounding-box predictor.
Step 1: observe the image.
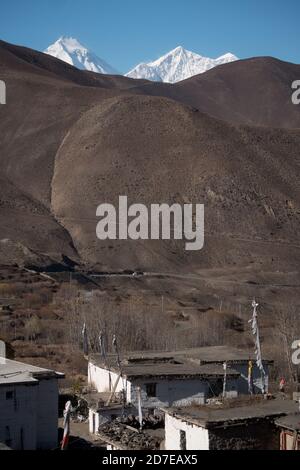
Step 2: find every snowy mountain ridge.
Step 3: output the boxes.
[44,38,238,83]
[44,37,118,75]
[126,46,238,83]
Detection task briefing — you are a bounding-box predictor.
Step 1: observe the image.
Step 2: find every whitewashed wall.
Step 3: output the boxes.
[131,379,208,409]
[89,407,125,434]
[36,378,59,450]
[0,378,59,450]
[0,383,38,450]
[88,363,131,402]
[88,363,241,410]
[165,413,209,450]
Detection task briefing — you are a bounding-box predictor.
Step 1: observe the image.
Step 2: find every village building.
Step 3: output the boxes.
[87,350,240,432]
[84,391,135,434]
[0,356,64,450]
[180,346,272,394]
[87,346,271,407]
[86,346,272,434]
[276,414,300,450]
[163,399,298,450]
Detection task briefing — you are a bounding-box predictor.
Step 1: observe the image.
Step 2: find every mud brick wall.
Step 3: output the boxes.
[209,421,280,450]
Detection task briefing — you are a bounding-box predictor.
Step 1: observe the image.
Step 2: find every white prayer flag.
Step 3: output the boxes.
[248,300,266,393]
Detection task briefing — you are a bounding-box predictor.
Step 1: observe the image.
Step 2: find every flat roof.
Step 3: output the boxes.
[89,353,241,380]
[163,399,298,429]
[81,391,125,411]
[180,346,273,364]
[89,344,273,379]
[276,414,300,432]
[90,346,272,375]
[0,357,64,386]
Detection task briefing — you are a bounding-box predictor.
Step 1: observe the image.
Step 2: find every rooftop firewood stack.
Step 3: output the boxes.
[98,421,164,451]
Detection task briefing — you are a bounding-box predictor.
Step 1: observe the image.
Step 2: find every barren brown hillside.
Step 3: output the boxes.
[51,93,300,275]
[0,40,299,285]
[0,40,300,379]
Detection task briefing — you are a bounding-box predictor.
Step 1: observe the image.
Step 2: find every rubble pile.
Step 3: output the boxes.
[121,413,164,429]
[98,421,163,450]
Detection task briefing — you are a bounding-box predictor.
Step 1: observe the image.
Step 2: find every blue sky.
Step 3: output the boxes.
[1,0,299,73]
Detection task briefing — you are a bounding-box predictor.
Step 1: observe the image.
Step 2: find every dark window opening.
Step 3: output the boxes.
[208,379,223,398]
[146,383,157,397]
[6,391,13,400]
[180,430,187,451]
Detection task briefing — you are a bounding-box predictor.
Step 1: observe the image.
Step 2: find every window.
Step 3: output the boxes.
[6,390,17,410]
[180,430,187,450]
[146,383,157,397]
[6,391,13,400]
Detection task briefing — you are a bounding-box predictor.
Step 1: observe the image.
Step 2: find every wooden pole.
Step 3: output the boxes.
[137,386,143,430]
[106,373,121,406]
[222,362,227,399]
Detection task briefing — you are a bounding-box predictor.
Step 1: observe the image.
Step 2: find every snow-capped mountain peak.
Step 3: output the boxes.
[126,46,238,83]
[217,52,237,61]
[44,37,118,75]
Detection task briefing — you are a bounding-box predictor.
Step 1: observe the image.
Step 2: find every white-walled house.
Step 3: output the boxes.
[0,357,64,450]
[164,400,299,450]
[88,346,271,405]
[87,346,272,435]
[88,353,240,407]
[180,346,272,394]
[86,393,131,435]
[87,348,245,433]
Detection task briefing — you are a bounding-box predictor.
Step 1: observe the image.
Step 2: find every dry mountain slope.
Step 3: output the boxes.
[0,40,299,273]
[0,40,148,266]
[51,94,300,272]
[137,57,300,128]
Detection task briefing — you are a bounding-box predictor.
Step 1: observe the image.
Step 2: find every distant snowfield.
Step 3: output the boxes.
[44,38,238,83]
